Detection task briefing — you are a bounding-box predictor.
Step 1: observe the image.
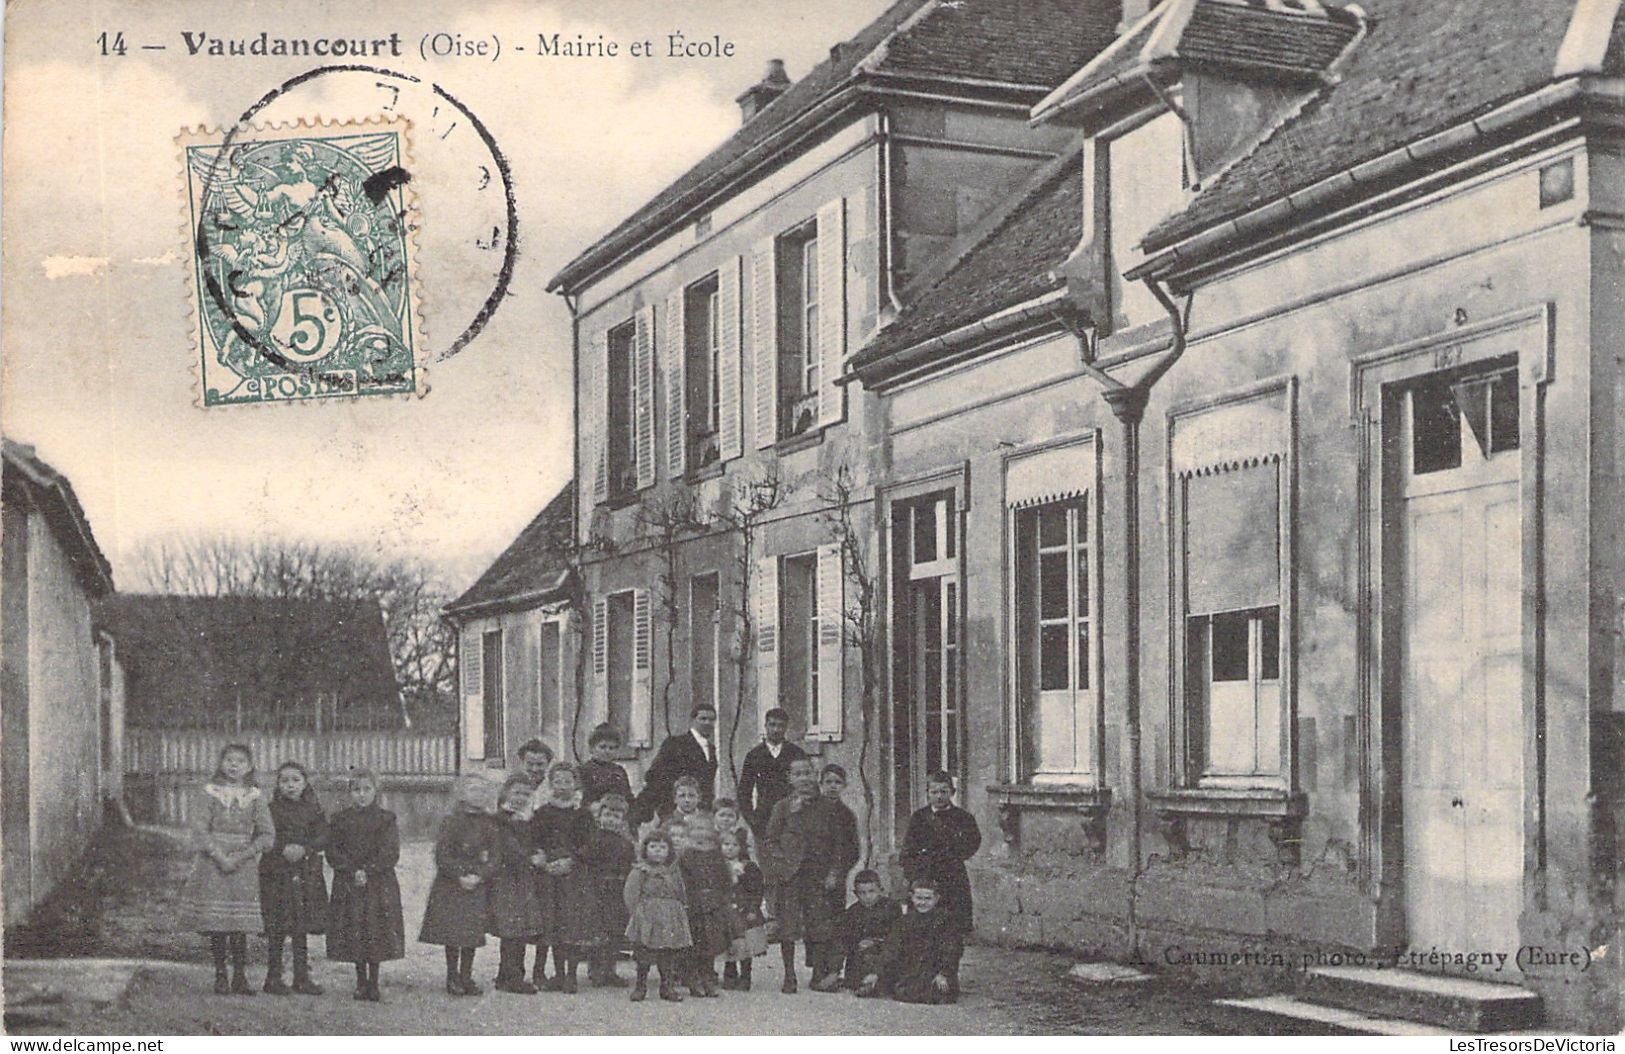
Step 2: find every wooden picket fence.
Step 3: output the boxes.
[124,728,458,833]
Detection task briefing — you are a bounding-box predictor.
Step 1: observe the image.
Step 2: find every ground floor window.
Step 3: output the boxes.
[605,591,635,740]
[1181,461,1284,783]
[690,572,720,716]
[1014,497,1093,781]
[481,629,504,762]
[891,489,961,820]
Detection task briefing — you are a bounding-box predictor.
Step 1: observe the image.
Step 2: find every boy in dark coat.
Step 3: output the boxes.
[900,771,981,991]
[580,724,634,812]
[418,777,500,995]
[530,760,597,992]
[259,761,329,995]
[490,776,545,993]
[860,878,964,1005]
[677,814,729,996]
[762,759,860,993]
[326,771,405,1002]
[841,869,900,991]
[578,793,635,987]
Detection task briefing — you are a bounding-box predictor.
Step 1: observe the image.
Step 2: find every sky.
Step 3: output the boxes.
[0,0,892,590]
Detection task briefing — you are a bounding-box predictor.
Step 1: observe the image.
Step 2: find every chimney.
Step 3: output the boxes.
[1118,0,1160,33]
[736,59,791,124]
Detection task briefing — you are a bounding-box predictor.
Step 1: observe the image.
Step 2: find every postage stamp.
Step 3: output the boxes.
[181,119,422,406]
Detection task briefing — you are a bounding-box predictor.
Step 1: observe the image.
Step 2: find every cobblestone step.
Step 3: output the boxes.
[1216,994,1461,1036]
[1305,966,1542,1031]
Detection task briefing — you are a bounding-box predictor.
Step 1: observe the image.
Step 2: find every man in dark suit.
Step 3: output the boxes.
[632,703,719,826]
[737,708,808,836]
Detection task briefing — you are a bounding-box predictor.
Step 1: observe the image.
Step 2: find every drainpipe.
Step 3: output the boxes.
[1057,280,1191,957]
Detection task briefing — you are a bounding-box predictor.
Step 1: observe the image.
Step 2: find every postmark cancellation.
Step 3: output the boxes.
[181,118,423,406]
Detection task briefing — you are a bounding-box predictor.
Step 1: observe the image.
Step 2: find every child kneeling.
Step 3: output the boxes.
[858,878,962,1004]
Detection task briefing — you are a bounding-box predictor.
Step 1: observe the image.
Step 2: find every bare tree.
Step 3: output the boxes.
[818,461,882,866]
[130,534,460,730]
[715,466,790,788]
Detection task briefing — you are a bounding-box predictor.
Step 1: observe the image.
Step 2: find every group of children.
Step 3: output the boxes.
[180,726,980,1008]
[175,745,404,1001]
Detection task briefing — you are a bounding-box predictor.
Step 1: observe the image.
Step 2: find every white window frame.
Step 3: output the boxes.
[1166,378,1296,793]
[802,235,820,398]
[1013,498,1097,783]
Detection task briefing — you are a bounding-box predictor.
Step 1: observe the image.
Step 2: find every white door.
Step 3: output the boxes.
[1399,369,1523,958]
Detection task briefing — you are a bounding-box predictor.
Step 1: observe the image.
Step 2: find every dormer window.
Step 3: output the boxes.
[1102,108,1188,329]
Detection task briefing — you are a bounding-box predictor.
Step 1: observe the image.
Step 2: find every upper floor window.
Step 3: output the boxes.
[684,274,723,471]
[606,319,637,498]
[777,220,820,438]
[1103,108,1187,330]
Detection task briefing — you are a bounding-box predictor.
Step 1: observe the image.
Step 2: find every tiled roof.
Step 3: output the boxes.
[447,481,575,615]
[2,437,114,596]
[1146,0,1579,251]
[850,149,1084,376]
[878,0,1124,87]
[1033,0,1360,123]
[1178,0,1360,76]
[548,0,1123,293]
[98,595,400,724]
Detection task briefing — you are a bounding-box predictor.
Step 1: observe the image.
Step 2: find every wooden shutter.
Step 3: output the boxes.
[591,596,609,725]
[664,289,686,479]
[631,589,653,747]
[816,198,847,429]
[461,629,484,758]
[750,236,778,449]
[634,306,656,490]
[815,543,845,739]
[718,256,743,461]
[588,329,609,504]
[754,555,779,723]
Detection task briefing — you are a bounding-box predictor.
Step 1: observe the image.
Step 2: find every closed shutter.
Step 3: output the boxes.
[634,306,656,490]
[749,236,777,449]
[754,555,779,724]
[815,543,845,740]
[664,289,686,479]
[592,596,609,725]
[461,629,484,759]
[631,589,653,747]
[589,329,609,504]
[718,256,743,461]
[816,198,847,429]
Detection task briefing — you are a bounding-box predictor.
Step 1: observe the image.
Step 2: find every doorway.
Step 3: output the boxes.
[1394,364,1523,958]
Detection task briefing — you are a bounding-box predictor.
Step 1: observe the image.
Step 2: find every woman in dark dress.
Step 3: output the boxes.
[326,770,405,1001]
[258,761,329,995]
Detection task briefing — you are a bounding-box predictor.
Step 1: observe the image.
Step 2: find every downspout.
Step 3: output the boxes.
[1059,279,1191,957]
[878,111,904,315]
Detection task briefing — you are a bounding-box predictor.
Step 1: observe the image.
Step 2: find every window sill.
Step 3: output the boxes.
[988,783,1112,813]
[988,783,1111,849]
[1148,787,1307,865]
[687,461,725,483]
[1147,786,1305,821]
[774,426,826,456]
[603,490,642,511]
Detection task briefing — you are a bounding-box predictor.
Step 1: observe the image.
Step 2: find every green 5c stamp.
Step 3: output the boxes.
[183,119,422,405]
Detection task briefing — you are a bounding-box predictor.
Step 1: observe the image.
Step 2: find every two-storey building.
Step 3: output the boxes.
[850,0,1623,1032]
[473,0,1123,847]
